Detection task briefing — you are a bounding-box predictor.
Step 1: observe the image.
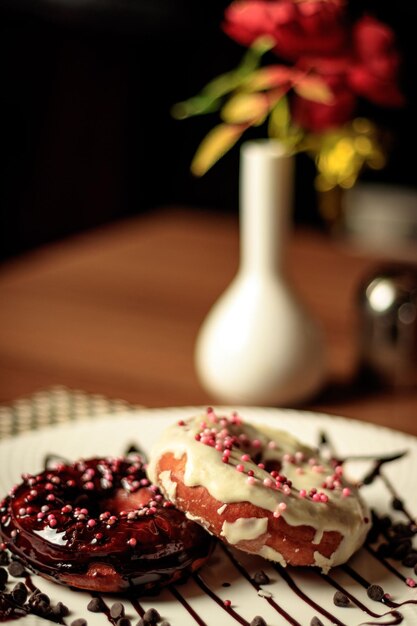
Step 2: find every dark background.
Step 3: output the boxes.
[0,0,416,259]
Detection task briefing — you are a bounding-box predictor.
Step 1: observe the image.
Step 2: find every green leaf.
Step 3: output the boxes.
[268,97,290,138]
[191,124,245,176]
[171,36,275,120]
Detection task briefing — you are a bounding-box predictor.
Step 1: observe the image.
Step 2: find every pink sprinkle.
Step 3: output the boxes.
[18,508,26,516]
[342,487,351,498]
[320,493,329,503]
[258,463,265,470]
[87,519,96,527]
[241,454,250,462]
[267,441,277,449]
[46,494,55,501]
[299,489,307,498]
[273,511,281,518]
[224,600,232,608]
[263,478,274,488]
[49,519,57,528]
[252,439,261,448]
[45,482,54,490]
[247,476,256,485]
[223,449,231,458]
[177,420,185,426]
[312,493,321,502]
[84,481,94,490]
[278,502,287,511]
[128,538,137,547]
[236,464,244,473]
[406,578,416,588]
[222,456,229,464]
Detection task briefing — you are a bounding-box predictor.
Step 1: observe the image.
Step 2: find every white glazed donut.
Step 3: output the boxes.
[147,409,371,572]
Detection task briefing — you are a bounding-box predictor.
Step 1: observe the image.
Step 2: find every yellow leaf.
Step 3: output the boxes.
[191,124,245,176]
[221,93,268,124]
[294,77,333,103]
[244,66,296,91]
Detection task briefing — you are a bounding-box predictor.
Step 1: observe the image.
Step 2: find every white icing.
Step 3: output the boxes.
[217,504,227,515]
[312,529,324,545]
[158,470,177,502]
[313,551,333,574]
[147,413,370,570]
[258,545,287,567]
[221,517,268,545]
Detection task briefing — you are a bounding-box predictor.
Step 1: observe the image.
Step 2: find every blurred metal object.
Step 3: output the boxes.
[358,265,417,388]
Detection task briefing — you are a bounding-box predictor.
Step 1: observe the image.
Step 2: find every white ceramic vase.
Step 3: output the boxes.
[195,140,327,406]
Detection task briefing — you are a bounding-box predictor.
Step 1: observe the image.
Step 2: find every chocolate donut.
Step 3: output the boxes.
[147,409,371,572]
[0,454,213,592]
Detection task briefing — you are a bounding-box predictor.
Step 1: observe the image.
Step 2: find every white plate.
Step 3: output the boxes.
[1,406,417,626]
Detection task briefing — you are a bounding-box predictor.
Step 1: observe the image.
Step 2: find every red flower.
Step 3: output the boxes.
[223,0,348,62]
[348,15,404,108]
[291,57,356,132]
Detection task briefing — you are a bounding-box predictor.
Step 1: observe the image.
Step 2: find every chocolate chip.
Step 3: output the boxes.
[367,584,384,602]
[377,543,392,558]
[8,561,26,577]
[253,570,270,585]
[51,602,69,618]
[11,582,27,605]
[0,552,9,566]
[391,540,411,560]
[403,551,417,567]
[37,592,50,606]
[250,617,267,626]
[310,618,324,626]
[392,497,404,511]
[0,568,7,590]
[333,591,350,607]
[110,602,125,620]
[117,619,132,626]
[143,607,160,623]
[87,597,105,612]
[392,522,414,537]
[71,620,87,626]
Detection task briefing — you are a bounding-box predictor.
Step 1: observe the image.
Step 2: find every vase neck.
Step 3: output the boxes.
[239,140,294,275]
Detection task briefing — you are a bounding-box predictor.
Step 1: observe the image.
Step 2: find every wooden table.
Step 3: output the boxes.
[1,207,417,436]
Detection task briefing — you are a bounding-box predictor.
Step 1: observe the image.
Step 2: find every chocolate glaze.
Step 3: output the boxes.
[0,456,213,593]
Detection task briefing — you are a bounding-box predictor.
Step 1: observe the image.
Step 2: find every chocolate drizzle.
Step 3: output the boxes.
[0,429,416,624]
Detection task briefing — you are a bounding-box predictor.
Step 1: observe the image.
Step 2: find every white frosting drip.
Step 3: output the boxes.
[258,545,286,567]
[147,413,370,569]
[221,517,268,545]
[159,470,177,503]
